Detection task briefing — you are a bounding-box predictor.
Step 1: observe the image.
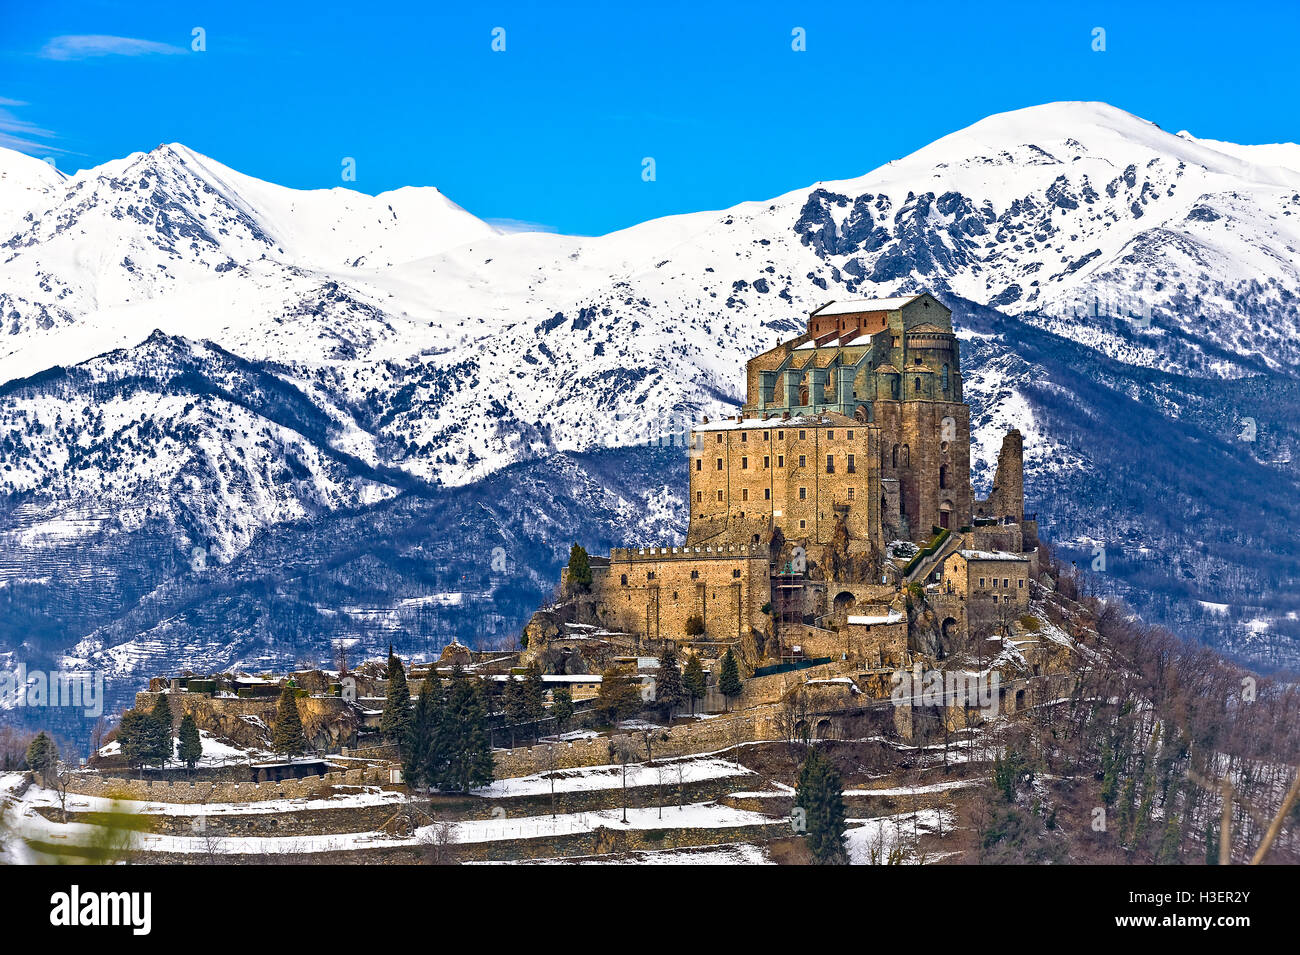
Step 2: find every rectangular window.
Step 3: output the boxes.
[799,487,807,500]
[979,577,985,588]
[764,431,770,440]
[827,430,834,440]
[741,456,748,469]
[1018,579,1025,588]
[741,432,747,443]
[847,487,855,499]
[826,454,834,473]
[778,430,784,440]
[778,455,785,468]
[764,488,771,500]
[847,430,854,440]
[799,455,807,467]
[696,491,702,502]
[717,490,724,502]
[799,520,806,529]
[695,459,701,471]
[716,458,723,470]
[741,488,749,501]
[764,456,770,468]
[799,430,806,440]
[1004,578,1009,588]
[847,453,855,473]
[717,434,723,443]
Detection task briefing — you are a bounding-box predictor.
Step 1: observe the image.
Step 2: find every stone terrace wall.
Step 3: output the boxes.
[65,767,391,805]
[493,708,779,778]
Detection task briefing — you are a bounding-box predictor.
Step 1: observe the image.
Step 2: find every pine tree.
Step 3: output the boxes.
[272,685,307,759]
[551,686,574,733]
[149,692,174,768]
[177,714,203,774]
[795,748,848,864]
[503,674,529,747]
[380,650,413,751]
[654,641,685,721]
[683,653,707,715]
[718,648,742,711]
[118,709,153,778]
[566,543,592,593]
[24,731,58,786]
[438,671,494,792]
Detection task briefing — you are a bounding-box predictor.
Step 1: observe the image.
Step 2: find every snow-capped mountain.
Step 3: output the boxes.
[1,101,1298,720]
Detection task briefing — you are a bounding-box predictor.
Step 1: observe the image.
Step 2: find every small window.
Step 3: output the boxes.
[847,430,854,440]
[1003,578,1009,588]
[716,458,723,470]
[764,488,771,500]
[799,430,807,440]
[778,455,785,467]
[799,520,806,529]
[979,577,985,588]
[847,453,855,474]
[847,487,855,499]
[764,455,770,468]
[717,434,723,443]
[647,571,655,580]
[799,455,806,467]
[741,456,748,469]
[764,430,770,440]
[827,430,834,440]
[620,574,628,586]
[799,487,807,500]
[826,454,834,473]
[778,430,784,440]
[696,490,702,502]
[741,488,749,501]
[732,569,741,578]
[740,432,747,443]
[695,459,702,471]
[690,570,699,579]
[717,490,724,501]
[1018,579,1025,588]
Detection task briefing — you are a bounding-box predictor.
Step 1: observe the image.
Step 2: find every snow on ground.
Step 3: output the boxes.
[471,757,752,799]
[844,808,955,865]
[844,779,980,797]
[97,730,270,767]
[475,842,774,865]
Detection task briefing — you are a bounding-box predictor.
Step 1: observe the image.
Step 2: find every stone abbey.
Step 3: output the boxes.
[560,293,1038,670]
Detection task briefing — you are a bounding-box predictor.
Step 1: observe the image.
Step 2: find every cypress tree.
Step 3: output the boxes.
[272,685,307,759]
[25,731,58,786]
[566,543,592,593]
[683,653,707,715]
[655,641,685,720]
[523,662,546,741]
[795,748,848,865]
[718,648,742,710]
[177,713,203,774]
[380,650,413,751]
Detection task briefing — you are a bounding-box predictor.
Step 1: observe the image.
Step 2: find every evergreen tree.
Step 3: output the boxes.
[683,653,707,715]
[380,650,413,751]
[594,667,641,725]
[272,685,307,759]
[503,674,529,747]
[551,686,575,733]
[795,748,848,865]
[149,692,174,768]
[523,662,547,741]
[177,714,203,774]
[24,731,58,786]
[566,543,592,593]
[118,709,153,778]
[654,641,685,721]
[718,648,742,711]
[438,671,494,792]
[404,676,441,789]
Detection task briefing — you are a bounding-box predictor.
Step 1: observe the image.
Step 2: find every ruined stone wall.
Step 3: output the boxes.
[976,429,1025,523]
[63,767,392,804]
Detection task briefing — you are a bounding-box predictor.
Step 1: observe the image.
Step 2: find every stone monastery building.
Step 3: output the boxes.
[571,293,1038,666]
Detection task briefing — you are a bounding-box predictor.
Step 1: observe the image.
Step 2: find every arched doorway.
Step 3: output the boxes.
[815,719,833,740]
[833,591,855,613]
[941,617,958,643]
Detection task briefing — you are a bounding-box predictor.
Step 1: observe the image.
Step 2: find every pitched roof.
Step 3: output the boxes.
[810,295,921,317]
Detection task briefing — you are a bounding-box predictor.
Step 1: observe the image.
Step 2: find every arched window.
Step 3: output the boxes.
[902,444,910,467]
[914,377,922,394]
[891,444,899,468]
[939,465,948,489]
[890,377,899,399]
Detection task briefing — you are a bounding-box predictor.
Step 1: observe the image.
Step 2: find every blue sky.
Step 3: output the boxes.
[2,0,1297,235]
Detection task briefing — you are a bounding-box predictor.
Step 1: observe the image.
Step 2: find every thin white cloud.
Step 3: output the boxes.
[485,217,564,235]
[40,34,187,61]
[0,97,67,156]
